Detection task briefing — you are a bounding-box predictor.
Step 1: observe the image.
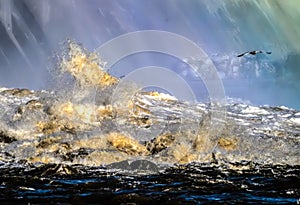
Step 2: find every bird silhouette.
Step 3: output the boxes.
[237,50,272,57]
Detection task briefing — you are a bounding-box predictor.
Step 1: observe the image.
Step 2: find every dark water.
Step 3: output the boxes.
[0,162,299,204]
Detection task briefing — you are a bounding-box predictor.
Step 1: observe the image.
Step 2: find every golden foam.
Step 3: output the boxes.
[106,132,150,156]
[218,137,238,151]
[60,40,118,88]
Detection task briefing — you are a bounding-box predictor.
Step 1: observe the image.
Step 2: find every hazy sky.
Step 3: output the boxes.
[0,0,299,108]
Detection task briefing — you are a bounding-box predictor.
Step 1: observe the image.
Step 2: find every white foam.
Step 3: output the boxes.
[241,106,269,115]
[289,118,300,125]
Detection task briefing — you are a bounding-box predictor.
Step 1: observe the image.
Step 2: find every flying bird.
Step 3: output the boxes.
[237,50,272,57]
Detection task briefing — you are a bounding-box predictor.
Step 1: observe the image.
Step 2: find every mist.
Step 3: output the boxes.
[0,0,299,109]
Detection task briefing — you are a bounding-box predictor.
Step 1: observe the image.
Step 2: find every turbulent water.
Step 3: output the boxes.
[0,42,299,204]
[1,1,300,203]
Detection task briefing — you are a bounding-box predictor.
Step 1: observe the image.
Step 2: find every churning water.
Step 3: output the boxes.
[0,42,299,204]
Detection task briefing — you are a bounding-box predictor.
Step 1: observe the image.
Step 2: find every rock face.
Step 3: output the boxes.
[0,41,299,169]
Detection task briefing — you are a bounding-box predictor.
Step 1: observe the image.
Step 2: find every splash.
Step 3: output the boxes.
[0,41,299,171]
[59,40,118,88]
